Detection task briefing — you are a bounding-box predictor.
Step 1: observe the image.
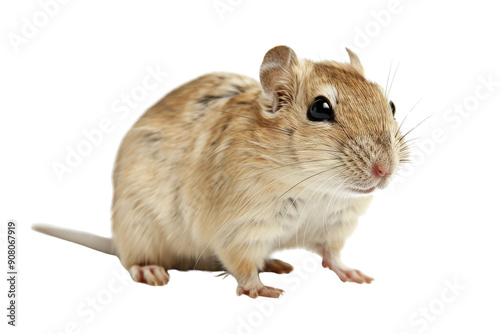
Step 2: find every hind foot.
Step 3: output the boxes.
[237,284,284,298]
[262,259,293,274]
[129,265,170,286]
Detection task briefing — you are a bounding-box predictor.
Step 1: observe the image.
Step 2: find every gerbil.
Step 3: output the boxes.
[33,45,408,298]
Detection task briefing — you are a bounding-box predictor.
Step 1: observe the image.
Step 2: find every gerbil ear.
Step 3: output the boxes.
[346,48,364,76]
[260,45,299,112]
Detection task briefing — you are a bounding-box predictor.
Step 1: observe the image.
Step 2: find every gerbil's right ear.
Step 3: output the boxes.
[260,45,299,113]
[346,48,364,76]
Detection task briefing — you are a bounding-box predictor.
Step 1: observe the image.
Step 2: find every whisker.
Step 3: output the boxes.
[321,178,349,240]
[277,172,331,250]
[395,96,423,138]
[298,173,340,248]
[237,158,337,181]
[275,165,345,203]
[385,60,393,98]
[387,61,401,99]
[397,113,434,145]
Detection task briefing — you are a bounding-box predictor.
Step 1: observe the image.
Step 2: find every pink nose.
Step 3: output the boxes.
[373,163,392,178]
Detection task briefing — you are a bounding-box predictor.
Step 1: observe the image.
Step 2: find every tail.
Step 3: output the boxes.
[32,224,116,256]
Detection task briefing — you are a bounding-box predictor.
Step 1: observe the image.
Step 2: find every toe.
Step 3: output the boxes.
[129,265,169,286]
[129,265,147,283]
[345,270,364,284]
[258,286,284,298]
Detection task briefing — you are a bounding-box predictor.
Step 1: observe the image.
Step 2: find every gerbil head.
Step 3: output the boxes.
[257,45,409,196]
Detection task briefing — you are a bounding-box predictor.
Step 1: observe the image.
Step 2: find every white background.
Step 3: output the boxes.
[1,0,499,333]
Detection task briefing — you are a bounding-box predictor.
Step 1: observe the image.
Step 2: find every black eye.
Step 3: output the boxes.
[308,96,334,122]
[389,100,396,116]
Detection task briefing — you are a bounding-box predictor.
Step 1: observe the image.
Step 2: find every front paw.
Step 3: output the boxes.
[322,259,374,284]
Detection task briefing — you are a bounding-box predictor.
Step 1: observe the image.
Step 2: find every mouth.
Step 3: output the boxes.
[348,186,376,194]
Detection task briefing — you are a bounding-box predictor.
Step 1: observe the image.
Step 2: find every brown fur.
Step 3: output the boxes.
[110,46,408,297]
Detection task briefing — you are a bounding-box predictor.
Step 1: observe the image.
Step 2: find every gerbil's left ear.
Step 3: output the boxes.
[346,48,364,76]
[260,45,299,112]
